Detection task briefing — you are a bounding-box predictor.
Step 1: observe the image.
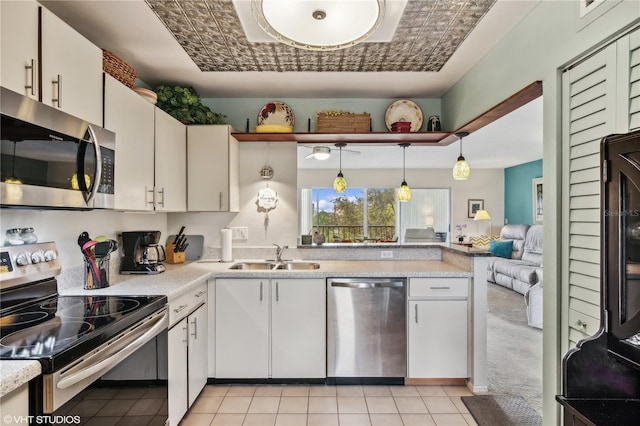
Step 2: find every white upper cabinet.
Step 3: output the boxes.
[105,75,187,212]
[1,1,102,124]
[40,6,103,124]
[104,74,155,211]
[155,108,187,211]
[187,125,239,212]
[1,0,39,99]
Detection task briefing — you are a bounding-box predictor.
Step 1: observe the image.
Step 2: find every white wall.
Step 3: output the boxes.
[0,209,167,270]
[298,167,505,238]
[168,141,299,249]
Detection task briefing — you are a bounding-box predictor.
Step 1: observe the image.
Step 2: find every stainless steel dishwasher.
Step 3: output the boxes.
[327,277,406,384]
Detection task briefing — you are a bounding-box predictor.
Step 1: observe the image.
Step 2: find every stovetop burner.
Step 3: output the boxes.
[39,296,141,318]
[0,320,93,357]
[0,293,167,372]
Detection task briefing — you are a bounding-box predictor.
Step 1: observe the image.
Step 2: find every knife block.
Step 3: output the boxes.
[165,242,185,264]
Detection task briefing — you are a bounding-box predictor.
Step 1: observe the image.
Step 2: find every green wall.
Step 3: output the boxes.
[504,159,542,226]
[200,97,441,133]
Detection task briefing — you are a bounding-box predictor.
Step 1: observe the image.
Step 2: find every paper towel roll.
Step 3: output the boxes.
[221,228,233,262]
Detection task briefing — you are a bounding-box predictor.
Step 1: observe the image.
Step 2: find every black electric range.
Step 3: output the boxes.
[0,243,168,416]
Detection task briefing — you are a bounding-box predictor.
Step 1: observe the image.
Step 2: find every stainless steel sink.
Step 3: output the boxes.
[228,262,320,270]
[228,262,277,270]
[274,262,320,270]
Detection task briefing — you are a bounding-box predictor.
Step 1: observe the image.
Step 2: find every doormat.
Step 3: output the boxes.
[461,395,542,426]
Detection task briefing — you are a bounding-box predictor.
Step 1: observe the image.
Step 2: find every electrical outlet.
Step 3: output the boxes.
[380,250,393,259]
[230,227,248,240]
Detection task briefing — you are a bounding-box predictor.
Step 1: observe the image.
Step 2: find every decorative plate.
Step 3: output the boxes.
[384,100,423,132]
[257,101,295,127]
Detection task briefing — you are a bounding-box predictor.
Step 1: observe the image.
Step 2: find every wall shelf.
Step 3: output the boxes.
[231,131,452,146]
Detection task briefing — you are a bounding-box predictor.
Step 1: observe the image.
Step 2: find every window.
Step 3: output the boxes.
[299,187,451,244]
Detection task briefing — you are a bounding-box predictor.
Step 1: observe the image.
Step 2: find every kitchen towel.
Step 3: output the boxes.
[220,228,233,262]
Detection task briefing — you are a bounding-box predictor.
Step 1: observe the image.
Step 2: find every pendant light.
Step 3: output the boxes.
[397,143,411,202]
[333,143,347,193]
[452,132,470,180]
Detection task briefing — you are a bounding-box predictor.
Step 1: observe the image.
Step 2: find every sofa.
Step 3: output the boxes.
[486,224,543,328]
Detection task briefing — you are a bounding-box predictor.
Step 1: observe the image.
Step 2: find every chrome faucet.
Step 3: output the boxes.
[273,243,288,262]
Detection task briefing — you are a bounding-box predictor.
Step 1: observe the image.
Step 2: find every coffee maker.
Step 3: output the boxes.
[120,231,166,274]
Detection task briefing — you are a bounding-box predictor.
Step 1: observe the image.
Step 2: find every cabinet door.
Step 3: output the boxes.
[188,304,208,407]
[408,300,468,378]
[187,125,239,212]
[40,6,102,124]
[105,75,155,211]
[0,0,39,99]
[168,318,188,426]
[215,279,269,378]
[154,108,186,211]
[271,279,326,378]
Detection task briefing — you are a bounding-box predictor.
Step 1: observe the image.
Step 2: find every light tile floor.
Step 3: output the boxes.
[180,384,478,426]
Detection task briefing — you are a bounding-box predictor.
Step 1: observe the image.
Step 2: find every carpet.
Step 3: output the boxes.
[462,395,543,426]
[486,283,543,414]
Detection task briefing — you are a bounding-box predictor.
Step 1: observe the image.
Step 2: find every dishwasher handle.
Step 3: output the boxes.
[330,280,404,289]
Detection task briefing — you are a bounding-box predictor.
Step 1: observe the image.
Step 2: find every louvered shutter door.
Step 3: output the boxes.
[629,30,640,131]
[561,43,617,349]
[561,28,640,351]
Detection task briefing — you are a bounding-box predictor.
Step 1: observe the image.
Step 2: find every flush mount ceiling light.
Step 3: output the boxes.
[397,143,411,202]
[452,132,470,181]
[310,146,331,160]
[333,143,347,193]
[251,0,386,51]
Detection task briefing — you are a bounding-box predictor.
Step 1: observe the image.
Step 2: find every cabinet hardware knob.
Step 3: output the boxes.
[190,317,198,338]
[577,319,587,329]
[174,304,188,313]
[52,74,62,107]
[25,59,36,95]
[157,187,165,207]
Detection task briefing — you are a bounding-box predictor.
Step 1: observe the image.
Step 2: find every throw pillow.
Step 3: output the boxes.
[489,240,513,259]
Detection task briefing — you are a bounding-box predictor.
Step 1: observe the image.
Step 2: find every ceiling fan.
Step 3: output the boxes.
[303,144,361,160]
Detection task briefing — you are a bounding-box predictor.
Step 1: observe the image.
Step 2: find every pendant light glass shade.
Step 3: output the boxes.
[333,143,347,193]
[397,143,411,202]
[452,132,470,180]
[333,172,347,193]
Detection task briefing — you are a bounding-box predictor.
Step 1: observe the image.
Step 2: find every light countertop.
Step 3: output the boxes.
[0,360,41,398]
[4,258,476,397]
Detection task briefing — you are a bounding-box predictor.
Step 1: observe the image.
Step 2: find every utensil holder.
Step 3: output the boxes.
[165,242,185,264]
[84,255,110,290]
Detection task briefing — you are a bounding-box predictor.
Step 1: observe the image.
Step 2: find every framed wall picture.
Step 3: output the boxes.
[533,178,543,224]
[468,199,484,218]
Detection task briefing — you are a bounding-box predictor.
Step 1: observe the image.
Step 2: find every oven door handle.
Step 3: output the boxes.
[56,309,167,390]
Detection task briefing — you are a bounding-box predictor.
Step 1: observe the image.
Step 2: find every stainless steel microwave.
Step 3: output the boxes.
[0,87,115,209]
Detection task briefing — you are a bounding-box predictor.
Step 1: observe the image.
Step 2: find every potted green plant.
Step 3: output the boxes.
[154,85,226,125]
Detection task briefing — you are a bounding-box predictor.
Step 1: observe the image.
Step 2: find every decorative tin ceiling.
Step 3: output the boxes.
[144,0,497,73]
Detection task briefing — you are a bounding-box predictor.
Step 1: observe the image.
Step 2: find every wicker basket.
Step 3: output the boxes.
[317,113,371,133]
[102,49,137,88]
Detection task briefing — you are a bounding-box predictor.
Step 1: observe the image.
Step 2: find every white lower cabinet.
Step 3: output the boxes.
[168,318,188,426]
[215,278,325,379]
[408,278,469,378]
[0,383,29,421]
[167,282,208,425]
[271,279,326,378]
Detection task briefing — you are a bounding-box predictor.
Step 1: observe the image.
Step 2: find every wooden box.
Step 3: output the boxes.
[317,113,371,133]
